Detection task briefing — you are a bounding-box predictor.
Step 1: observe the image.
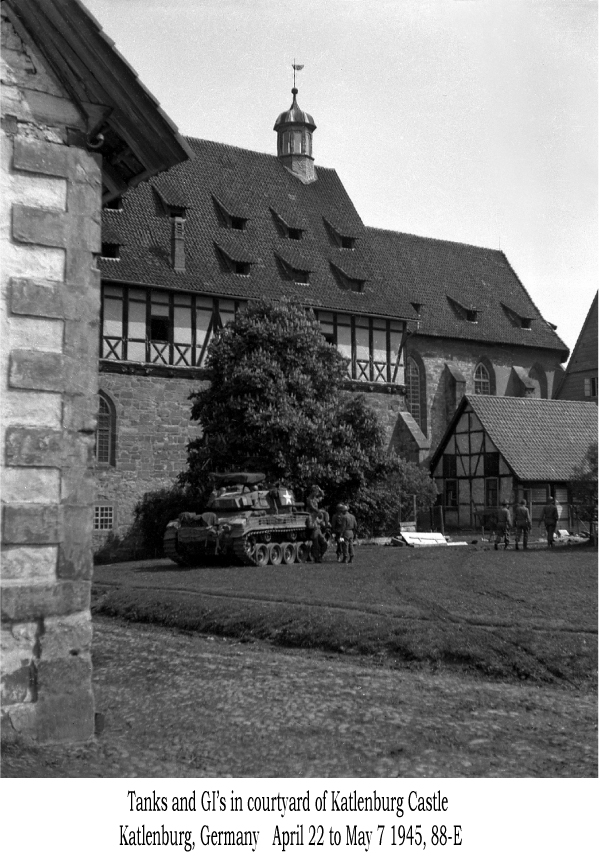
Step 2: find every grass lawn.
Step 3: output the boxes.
[92,544,598,688]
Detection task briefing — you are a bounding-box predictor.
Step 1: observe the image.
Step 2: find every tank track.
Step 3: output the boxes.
[163,528,190,567]
[231,527,314,566]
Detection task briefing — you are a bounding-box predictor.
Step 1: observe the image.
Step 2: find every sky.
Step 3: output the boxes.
[85,0,597,355]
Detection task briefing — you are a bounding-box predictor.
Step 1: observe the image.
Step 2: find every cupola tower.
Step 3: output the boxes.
[274,86,316,183]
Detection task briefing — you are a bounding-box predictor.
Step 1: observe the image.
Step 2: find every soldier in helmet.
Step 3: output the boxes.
[306,485,327,562]
[539,496,559,548]
[494,501,512,550]
[514,498,531,550]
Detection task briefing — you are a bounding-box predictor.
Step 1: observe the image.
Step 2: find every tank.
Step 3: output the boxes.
[163,472,320,566]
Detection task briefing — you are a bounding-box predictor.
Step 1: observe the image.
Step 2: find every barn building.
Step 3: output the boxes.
[1,0,189,742]
[94,85,570,553]
[430,396,598,531]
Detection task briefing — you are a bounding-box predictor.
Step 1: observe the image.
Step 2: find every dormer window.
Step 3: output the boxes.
[288,228,303,241]
[215,241,253,277]
[331,263,364,293]
[270,208,305,240]
[104,197,123,211]
[231,216,246,231]
[411,302,422,315]
[275,252,311,284]
[466,309,478,323]
[212,195,249,231]
[521,317,533,330]
[324,218,358,250]
[101,243,120,259]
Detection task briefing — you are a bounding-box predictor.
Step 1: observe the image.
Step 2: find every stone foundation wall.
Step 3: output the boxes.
[1,7,99,742]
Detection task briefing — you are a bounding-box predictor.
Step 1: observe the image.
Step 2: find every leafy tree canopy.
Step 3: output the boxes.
[181,298,436,534]
[570,441,598,524]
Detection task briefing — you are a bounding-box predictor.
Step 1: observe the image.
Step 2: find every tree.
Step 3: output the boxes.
[570,441,598,530]
[181,298,437,534]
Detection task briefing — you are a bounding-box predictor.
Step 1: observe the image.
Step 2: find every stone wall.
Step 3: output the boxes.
[93,370,206,556]
[408,334,563,456]
[1,7,99,741]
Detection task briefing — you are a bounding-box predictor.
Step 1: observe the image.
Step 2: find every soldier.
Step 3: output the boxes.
[339,504,357,564]
[514,498,531,550]
[494,501,512,550]
[331,503,347,562]
[306,485,326,562]
[539,496,559,548]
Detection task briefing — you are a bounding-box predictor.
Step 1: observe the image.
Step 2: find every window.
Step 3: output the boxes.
[288,228,303,241]
[234,261,250,275]
[444,480,458,508]
[96,393,116,466]
[330,264,365,293]
[231,216,246,231]
[474,363,491,395]
[443,454,457,478]
[101,243,120,259]
[101,285,245,368]
[485,478,498,508]
[315,311,405,385]
[341,236,355,250]
[584,377,598,398]
[406,357,421,426]
[104,197,123,211]
[466,309,478,323]
[94,505,114,531]
[521,317,532,330]
[484,452,499,477]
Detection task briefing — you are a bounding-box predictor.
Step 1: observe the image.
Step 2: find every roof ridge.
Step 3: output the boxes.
[366,225,502,254]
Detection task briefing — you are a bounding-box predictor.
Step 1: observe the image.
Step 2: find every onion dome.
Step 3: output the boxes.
[274,88,316,132]
[274,88,317,183]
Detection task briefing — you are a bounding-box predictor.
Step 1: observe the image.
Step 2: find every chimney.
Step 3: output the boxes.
[171,215,185,272]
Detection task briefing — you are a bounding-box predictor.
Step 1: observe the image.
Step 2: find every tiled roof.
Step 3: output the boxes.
[465,395,597,481]
[367,227,568,354]
[100,137,417,320]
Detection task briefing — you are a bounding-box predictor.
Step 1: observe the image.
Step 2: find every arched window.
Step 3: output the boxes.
[474,363,491,395]
[96,392,116,466]
[406,357,422,427]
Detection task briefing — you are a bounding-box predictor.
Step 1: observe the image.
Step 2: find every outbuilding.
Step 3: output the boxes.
[430,395,598,531]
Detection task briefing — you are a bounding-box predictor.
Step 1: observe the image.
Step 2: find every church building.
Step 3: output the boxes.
[94,86,569,553]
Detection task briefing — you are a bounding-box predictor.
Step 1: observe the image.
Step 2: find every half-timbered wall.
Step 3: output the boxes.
[432,404,572,530]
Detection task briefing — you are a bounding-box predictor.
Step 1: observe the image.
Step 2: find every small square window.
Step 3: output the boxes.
[104,197,123,210]
[234,262,250,276]
[231,217,246,231]
[94,505,114,531]
[101,243,120,259]
[466,309,478,323]
[294,271,310,284]
[150,316,170,341]
[521,317,532,330]
[288,228,303,241]
[341,236,355,250]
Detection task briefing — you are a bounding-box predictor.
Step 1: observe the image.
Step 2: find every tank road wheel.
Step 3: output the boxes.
[296,542,311,563]
[254,544,270,566]
[281,542,296,565]
[268,543,283,565]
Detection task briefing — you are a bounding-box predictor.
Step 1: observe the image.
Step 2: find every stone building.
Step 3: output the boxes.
[1,0,189,742]
[94,85,570,551]
[555,292,598,403]
[430,395,598,530]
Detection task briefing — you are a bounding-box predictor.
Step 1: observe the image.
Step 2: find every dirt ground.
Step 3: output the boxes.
[2,615,597,778]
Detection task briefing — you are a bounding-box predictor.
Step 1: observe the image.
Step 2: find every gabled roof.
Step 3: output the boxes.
[100,137,418,320]
[5,0,192,200]
[431,395,598,481]
[367,227,568,356]
[555,292,598,399]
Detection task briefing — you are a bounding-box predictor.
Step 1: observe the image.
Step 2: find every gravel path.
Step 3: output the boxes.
[2,616,596,777]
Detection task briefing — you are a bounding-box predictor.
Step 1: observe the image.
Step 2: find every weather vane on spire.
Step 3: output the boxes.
[292,60,304,89]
